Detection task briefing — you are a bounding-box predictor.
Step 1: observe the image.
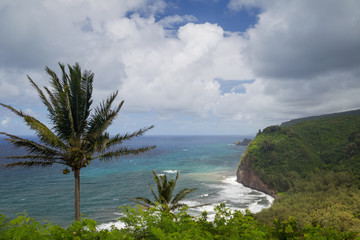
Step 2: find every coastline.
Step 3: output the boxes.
[97,173,274,230]
[0,135,269,227]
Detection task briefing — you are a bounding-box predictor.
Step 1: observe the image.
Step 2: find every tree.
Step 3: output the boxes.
[132,170,202,212]
[0,63,155,221]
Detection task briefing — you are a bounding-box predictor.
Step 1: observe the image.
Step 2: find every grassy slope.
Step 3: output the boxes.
[240,112,360,231]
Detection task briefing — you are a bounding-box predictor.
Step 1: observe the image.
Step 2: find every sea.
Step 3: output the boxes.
[0,135,273,228]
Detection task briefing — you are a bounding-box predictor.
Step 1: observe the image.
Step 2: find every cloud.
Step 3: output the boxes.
[158,15,197,29]
[0,0,359,135]
[115,21,253,118]
[0,0,166,69]
[1,117,10,127]
[226,0,360,119]
[0,0,166,100]
[228,0,266,11]
[0,78,20,98]
[243,0,360,80]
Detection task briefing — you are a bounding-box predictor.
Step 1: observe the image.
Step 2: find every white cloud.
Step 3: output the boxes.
[158,15,197,29]
[243,0,360,80]
[115,21,253,118]
[226,0,360,120]
[1,117,10,127]
[0,0,359,135]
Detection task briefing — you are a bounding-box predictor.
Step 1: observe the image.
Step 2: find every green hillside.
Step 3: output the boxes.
[281,109,360,127]
[237,110,360,231]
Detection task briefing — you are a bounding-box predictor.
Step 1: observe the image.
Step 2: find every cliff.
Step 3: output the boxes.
[236,109,360,194]
[236,154,277,197]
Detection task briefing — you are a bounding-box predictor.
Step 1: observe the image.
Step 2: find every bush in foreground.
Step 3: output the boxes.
[0,204,358,240]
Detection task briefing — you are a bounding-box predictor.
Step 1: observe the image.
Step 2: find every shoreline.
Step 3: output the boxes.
[96,174,274,230]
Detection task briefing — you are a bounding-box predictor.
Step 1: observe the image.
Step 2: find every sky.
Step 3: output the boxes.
[0,0,360,136]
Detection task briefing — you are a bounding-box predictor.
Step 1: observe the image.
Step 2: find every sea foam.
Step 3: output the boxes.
[163,170,178,174]
[96,176,274,230]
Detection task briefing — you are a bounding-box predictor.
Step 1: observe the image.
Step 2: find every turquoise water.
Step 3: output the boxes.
[0,135,273,227]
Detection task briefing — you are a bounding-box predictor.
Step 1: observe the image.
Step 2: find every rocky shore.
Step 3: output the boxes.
[236,155,278,198]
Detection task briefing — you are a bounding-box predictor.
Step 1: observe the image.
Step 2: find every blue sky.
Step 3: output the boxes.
[0,0,360,136]
[157,0,260,32]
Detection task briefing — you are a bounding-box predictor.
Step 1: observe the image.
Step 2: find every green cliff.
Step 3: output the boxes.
[237,109,360,231]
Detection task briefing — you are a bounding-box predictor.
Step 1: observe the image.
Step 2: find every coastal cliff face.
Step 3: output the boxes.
[236,110,360,232]
[236,155,276,197]
[236,110,360,197]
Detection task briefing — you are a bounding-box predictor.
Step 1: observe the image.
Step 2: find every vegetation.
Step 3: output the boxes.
[1,204,358,239]
[238,112,360,232]
[2,69,359,237]
[0,63,155,221]
[281,109,360,127]
[256,171,360,232]
[132,171,200,212]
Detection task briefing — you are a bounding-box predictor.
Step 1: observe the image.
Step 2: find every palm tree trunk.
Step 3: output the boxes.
[74,167,80,221]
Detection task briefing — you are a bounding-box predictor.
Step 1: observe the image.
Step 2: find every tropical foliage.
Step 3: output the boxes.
[132,171,200,212]
[239,112,360,232]
[0,205,357,240]
[0,63,155,221]
[242,113,360,192]
[256,170,360,232]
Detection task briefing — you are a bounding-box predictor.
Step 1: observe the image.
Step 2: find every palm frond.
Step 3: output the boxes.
[131,197,155,209]
[1,161,54,168]
[28,76,55,118]
[135,171,202,212]
[45,65,65,96]
[0,105,66,150]
[152,171,163,200]
[86,93,123,139]
[43,86,61,124]
[161,181,174,203]
[153,171,175,205]
[160,171,178,203]
[68,63,87,136]
[84,132,110,154]
[92,132,110,153]
[0,155,59,161]
[63,85,75,141]
[44,87,59,112]
[79,69,93,135]
[59,63,70,87]
[171,188,199,205]
[149,182,160,202]
[104,126,155,150]
[45,64,73,140]
[0,132,63,158]
[43,84,73,141]
[158,194,169,206]
[95,146,156,161]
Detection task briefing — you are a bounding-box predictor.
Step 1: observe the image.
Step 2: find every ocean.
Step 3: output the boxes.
[0,135,273,228]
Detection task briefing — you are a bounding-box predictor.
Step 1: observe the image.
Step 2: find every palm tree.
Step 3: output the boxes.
[132,170,200,212]
[0,63,155,221]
